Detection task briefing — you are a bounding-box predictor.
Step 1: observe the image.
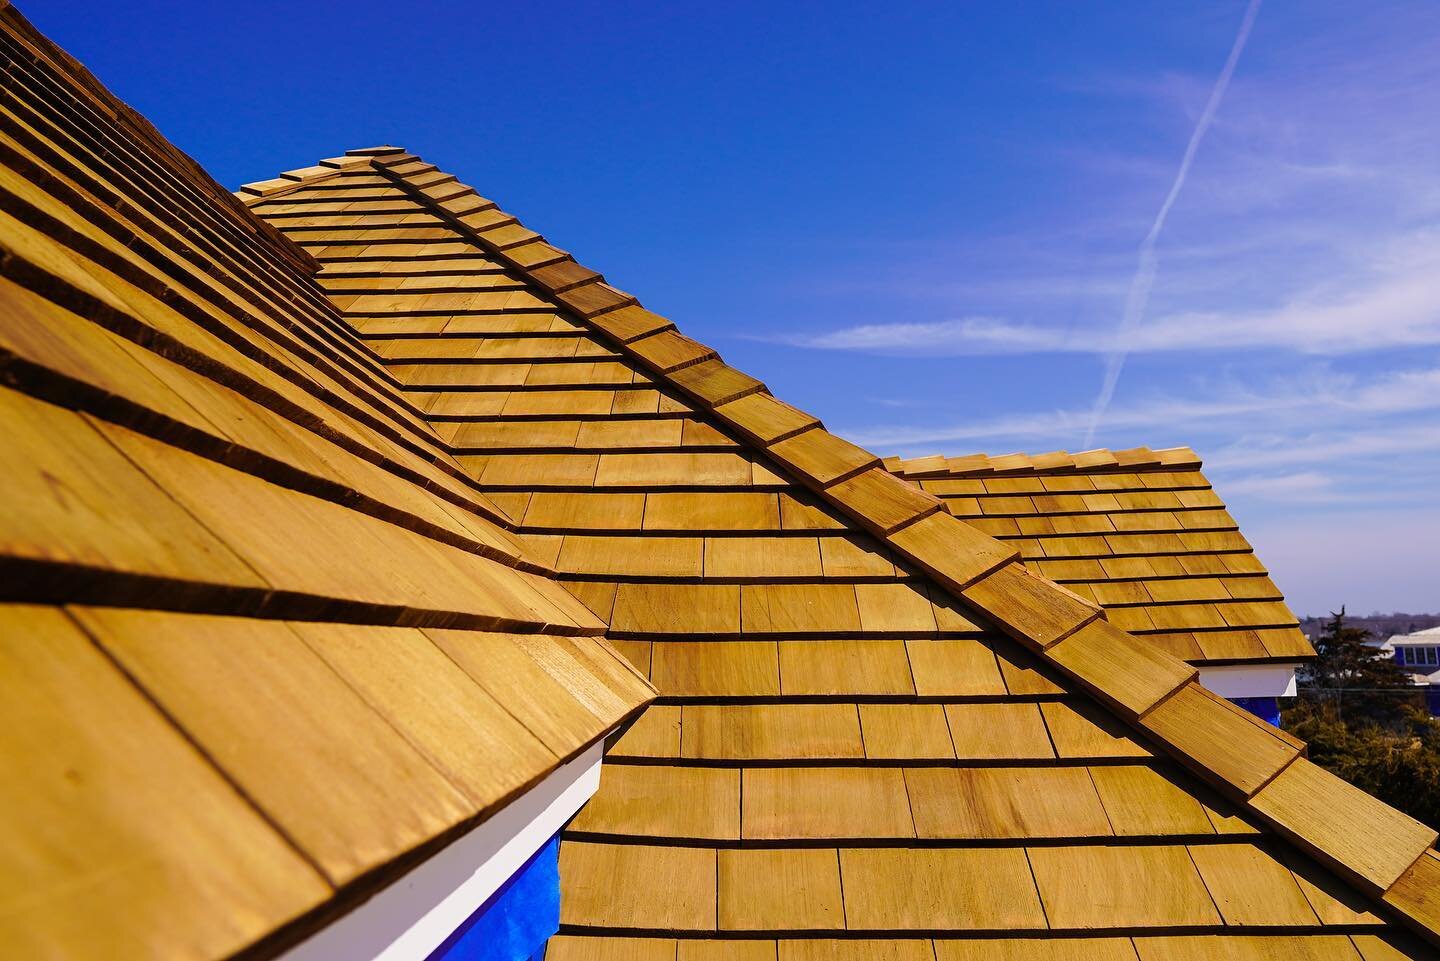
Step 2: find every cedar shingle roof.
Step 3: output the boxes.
[1,2,1437,956]
[885,448,1312,664]
[0,7,648,959]
[239,148,1439,956]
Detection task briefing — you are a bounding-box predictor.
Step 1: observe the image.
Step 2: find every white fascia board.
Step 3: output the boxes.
[1198,663,1298,699]
[279,740,604,961]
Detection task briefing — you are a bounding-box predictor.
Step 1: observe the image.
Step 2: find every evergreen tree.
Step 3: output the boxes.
[1284,699,1440,830]
[1299,606,1420,729]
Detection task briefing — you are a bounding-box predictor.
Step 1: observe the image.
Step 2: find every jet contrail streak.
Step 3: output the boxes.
[1082,0,1263,448]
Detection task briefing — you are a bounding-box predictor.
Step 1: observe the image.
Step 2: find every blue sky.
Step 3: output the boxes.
[25,1,1440,616]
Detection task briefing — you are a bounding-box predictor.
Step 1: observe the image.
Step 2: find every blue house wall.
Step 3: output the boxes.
[427,835,561,961]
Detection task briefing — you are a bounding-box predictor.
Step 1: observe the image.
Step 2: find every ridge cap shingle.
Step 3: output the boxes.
[887,445,1203,477]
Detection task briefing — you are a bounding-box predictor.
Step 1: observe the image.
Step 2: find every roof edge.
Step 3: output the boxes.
[352,147,1439,946]
[886,446,1202,478]
[0,4,319,277]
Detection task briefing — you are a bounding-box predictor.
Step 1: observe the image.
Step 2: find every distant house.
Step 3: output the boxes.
[1380,626,1440,715]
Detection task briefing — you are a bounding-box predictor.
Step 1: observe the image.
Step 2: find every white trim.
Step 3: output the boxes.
[279,741,605,961]
[1199,663,1297,699]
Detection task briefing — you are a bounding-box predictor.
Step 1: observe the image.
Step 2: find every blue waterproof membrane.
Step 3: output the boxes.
[1231,695,1281,727]
[427,834,561,961]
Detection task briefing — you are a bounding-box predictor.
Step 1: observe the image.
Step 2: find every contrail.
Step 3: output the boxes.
[1082,0,1263,448]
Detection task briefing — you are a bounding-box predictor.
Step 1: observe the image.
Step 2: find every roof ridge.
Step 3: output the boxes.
[884,446,1203,478]
[236,153,376,204]
[347,147,1438,946]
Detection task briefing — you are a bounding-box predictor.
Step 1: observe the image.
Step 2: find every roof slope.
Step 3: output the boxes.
[0,8,649,959]
[885,448,1312,665]
[246,149,1440,957]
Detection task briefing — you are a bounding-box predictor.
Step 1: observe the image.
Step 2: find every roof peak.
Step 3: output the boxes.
[885,445,1202,478]
[344,145,408,156]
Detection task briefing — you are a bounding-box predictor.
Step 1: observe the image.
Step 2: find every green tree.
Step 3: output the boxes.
[1284,699,1440,830]
[1300,606,1420,728]
[1283,606,1438,831]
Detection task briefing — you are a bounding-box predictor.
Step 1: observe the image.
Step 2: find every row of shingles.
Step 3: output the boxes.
[0,137,599,626]
[0,151,578,591]
[558,845,1383,936]
[0,44,443,471]
[342,156,1384,949]
[0,602,650,960]
[568,753,1398,945]
[571,755,1266,840]
[365,150,1440,946]
[883,445,1203,477]
[545,935,1416,961]
[0,91,530,555]
[0,315,591,631]
[909,465,1305,662]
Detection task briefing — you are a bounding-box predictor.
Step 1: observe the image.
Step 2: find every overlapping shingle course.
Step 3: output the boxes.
[241,143,1439,954]
[886,449,1312,664]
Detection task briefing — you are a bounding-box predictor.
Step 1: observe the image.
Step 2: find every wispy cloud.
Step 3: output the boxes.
[1219,471,1338,501]
[772,229,1440,357]
[841,363,1440,452]
[1084,0,1264,446]
[1206,422,1440,472]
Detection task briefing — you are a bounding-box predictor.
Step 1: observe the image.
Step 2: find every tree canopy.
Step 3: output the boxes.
[1284,606,1437,829]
